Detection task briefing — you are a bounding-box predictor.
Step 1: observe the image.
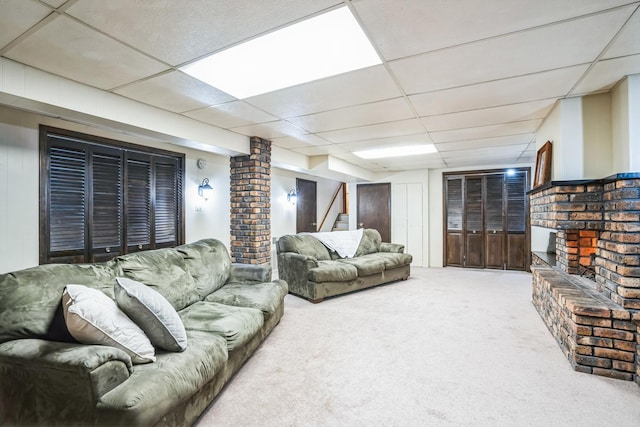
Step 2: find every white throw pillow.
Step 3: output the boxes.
[115,277,188,352]
[62,284,155,364]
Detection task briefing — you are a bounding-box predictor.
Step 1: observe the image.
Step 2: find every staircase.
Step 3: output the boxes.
[332,213,349,231]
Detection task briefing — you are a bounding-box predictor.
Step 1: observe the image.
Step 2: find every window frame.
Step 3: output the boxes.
[39,125,185,264]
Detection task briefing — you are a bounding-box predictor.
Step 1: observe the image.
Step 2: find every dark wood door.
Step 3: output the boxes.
[445,178,463,266]
[444,169,529,271]
[357,183,391,242]
[505,171,528,270]
[296,178,317,233]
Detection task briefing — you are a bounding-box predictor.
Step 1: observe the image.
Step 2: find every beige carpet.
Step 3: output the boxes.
[195,267,640,426]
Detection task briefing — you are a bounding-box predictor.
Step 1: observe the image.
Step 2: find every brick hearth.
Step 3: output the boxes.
[529,173,640,384]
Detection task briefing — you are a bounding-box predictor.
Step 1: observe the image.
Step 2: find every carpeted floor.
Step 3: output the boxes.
[195,267,640,426]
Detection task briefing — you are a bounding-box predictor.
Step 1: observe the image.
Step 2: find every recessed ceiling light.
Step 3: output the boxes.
[354,145,438,159]
[180,7,381,99]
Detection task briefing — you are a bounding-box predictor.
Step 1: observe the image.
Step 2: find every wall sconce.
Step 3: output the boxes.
[198,178,213,200]
[287,189,297,204]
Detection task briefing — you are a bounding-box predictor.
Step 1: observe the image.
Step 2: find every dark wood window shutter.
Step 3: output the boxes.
[485,174,504,231]
[154,157,180,246]
[125,154,152,251]
[47,143,88,262]
[40,126,184,264]
[507,172,527,232]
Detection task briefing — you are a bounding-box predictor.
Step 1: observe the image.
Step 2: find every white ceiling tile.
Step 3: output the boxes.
[293,144,348,156]
[603,9,640,59]
[230,120,308,139]
[389,7,633,95]
[40,0,67,7]
[317,118,425,143]
[444,157,526,168]
[355,0,634,60]
[66,0,343,65]
[340,133,434,152]
[6,15,167,90]
[271,134,332,149]
[246,65,401,118]
[421,99,556,132]
[287,98,414,133]
[409,65,588,116]
[431,120,542,143]
[441,144,529,160]
[185,101,277,128]
[115,71,235,113]
[0,0,51,49]
[572,55,640,95]
[435,134,535,152]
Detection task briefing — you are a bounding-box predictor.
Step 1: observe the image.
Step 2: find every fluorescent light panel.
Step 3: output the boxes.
[180,7,381,99]
[354,144,438,159]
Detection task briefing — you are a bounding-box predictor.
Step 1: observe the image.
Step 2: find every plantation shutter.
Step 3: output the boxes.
[40,126,184,264]
[91,148,123,261]
[48,143,88,262]
[154,158,179,246]
[126,154,152,251]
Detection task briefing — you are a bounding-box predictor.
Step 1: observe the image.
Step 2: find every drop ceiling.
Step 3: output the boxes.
[1,0,639,174]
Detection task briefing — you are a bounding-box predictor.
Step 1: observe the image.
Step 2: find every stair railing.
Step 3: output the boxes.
[317,182,347,231]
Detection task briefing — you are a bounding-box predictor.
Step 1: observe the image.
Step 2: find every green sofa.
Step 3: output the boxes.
[0,239,287,426]
[276,229,411,303]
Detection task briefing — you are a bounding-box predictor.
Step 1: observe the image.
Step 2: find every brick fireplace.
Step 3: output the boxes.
[529,173,640,384]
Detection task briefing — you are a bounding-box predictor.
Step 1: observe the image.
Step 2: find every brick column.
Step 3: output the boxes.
[229,137,271,264]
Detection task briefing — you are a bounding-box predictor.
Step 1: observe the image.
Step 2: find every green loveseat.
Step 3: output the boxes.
[276,229,411,303]
[0,239,287,426]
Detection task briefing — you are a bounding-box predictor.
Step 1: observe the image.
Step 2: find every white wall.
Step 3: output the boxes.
[0,105,231,274]
[612,74,640,172]
[582,93,613,178]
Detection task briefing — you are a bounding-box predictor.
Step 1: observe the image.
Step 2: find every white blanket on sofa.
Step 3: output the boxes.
[310,228,364,258]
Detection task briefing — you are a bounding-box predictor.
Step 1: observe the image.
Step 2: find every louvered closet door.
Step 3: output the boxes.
[465,177,484,268]
[444,169,529,271]
[484,174,505,269]
[445,177,463,266]
[506,171,527,270]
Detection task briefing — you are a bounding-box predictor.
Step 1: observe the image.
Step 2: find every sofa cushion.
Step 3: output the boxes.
[62,285,155,364]
[278,234,331,260]
[177,239,231,298]
[0,263,116,344]
[97,330,228,426]
[179,302,263,351]
[114,278,187,352]
[114,248,199,312]
[204,280,288,315]
[337,255,386,276]
[355,229,383,256]
[370,252,413,269]
[308,260,358,283]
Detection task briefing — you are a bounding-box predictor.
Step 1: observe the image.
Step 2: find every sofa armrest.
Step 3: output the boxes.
[0,339,132,416]
[277,252,318,291]
[380,242,405,253]
[228,263,272,283]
